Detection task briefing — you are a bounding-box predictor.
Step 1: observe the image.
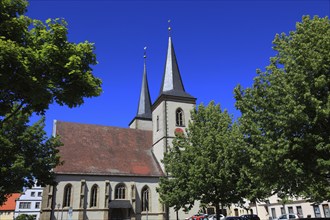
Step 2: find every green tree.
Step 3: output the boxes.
[15,214,36,220]
[234,16,330,201]
[158,133,195,219]
[0,110,61,205]
[0,0,102,204]
[0,0,102,123]
[159,102,249,219]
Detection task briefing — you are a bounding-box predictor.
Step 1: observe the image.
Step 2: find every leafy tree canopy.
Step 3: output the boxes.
[15,214,36,220]
[0,110,62,205]
[234,16,330,202]
[0,0,102,123]
[159,101,254,219]
[158,133,195,213]
[0,0,102,205]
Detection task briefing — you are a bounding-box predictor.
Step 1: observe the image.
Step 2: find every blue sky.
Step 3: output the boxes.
[27,0,329,136]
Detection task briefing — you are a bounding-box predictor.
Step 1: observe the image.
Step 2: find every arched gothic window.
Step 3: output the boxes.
[176,108,184,126]
[63,184,72,207]
[90,184,98,207]
[141,186,150,211]
[115,183,126,199]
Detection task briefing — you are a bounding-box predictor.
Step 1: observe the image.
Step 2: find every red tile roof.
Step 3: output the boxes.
[54,121,163,177]
[0,193,21,211]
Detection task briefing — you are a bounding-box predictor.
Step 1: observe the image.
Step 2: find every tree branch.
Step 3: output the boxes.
[0,102,24,126]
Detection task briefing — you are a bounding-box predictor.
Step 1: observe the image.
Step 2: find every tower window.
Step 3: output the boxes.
[63,184,72,207]
[115,183,126,199]
[176,108,184,126]
[90,184,98,207]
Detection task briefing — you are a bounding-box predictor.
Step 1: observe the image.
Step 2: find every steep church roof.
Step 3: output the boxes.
[136,48,152,119]
[158,33,195,99]
[54,121,163,177]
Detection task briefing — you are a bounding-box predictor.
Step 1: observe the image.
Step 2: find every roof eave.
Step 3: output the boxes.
[152,93,196,111]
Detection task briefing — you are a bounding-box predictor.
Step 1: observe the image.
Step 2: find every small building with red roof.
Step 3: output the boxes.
[0,193,21,220]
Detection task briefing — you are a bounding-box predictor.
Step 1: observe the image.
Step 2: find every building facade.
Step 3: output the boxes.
[14,185,43,220]
[225,195,330,220]
[252,195,330,219]
[0,193,21,220]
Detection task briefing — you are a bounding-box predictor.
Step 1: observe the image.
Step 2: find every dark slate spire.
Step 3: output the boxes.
[159,22,194,99]
[136,47,152,119]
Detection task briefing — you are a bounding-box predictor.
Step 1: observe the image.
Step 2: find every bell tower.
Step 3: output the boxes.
[152,22,196,172]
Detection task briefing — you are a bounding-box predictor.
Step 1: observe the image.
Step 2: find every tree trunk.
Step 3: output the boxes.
[215,203,220,220]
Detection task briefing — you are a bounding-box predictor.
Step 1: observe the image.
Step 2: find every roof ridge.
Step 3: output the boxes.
[55,120,152,133]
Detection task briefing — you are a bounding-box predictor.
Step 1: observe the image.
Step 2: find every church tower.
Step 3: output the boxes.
[129,48,153,130]
[152,24,196,172]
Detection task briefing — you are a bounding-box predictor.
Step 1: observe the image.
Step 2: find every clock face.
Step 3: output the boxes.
[174,128,184,135]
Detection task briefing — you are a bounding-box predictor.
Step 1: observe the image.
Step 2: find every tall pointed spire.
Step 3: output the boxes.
[136,47,152,119]
[159,20,194,98]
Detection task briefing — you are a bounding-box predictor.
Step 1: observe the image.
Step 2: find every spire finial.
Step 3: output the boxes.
[143,46,147,59]
[168,19,171,36]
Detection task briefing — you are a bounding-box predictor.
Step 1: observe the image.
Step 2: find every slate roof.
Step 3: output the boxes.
[0,193,20,211]
[54,121,163,177]
[136,54,152,119]
[159,36,195,99]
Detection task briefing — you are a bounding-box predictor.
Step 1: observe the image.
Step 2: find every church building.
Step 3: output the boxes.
[40,29,199,220]
[38,26,330,220]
